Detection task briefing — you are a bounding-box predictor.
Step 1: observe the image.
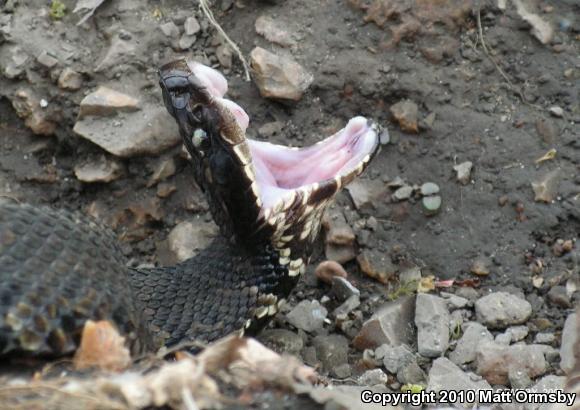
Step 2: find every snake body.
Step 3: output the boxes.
[0,60,380,356]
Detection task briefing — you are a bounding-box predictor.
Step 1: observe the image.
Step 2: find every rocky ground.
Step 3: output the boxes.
[0,0,579,409]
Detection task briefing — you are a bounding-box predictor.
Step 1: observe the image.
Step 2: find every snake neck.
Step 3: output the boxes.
[129,236,306,349]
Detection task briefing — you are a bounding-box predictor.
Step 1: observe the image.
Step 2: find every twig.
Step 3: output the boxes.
[199,0,251,82]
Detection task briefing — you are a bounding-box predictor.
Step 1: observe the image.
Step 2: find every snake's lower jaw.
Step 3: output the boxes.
[249,116,379,214]
[249,117,379,255]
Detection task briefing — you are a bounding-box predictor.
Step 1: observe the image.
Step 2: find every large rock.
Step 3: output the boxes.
[78,86,140,119]
[74,105,180,157]
[474,292,532,329]
[475,341,547,385]
[415,294,450,357]
[449,322,493,365]
[560,313,577,373]
[250,47,313,101]
[353,295,415,350]
[427,358,491,406]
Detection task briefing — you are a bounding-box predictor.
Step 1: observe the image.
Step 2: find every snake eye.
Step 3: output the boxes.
[192,129,209,151]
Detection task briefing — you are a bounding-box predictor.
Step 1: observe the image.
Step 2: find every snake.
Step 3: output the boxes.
[0,59,380,356]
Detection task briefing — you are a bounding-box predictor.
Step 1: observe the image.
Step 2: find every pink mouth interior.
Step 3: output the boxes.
[189,62,378,209]
[248,117,376,208]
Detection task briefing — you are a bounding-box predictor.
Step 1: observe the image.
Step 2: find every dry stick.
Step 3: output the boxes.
[476,6,540,111]
[199,0,251,82]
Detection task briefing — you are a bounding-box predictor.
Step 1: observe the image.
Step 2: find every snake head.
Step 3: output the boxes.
[159,59,380,269]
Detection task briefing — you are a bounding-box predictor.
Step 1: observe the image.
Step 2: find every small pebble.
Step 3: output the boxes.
[453,161,473,185]
[160,21,180,38]
[547,286,571,308]
[286,300,328,332]
[393,185,413,201]
[531,169,561,203]
[420,182,440,196]
[315,260,347,284]
[422,195,441,215]
[548,106,564,118]
[470,258,490,276]
[399,266,421,286]
[358,368,389,386]
[331,276,360,301]
[534,332,555,344]
[379,128,390,145]
[184,16,201,36]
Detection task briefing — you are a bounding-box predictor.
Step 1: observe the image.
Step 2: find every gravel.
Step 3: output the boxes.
[376,343,415,374]
[427,358,491,405]
[353,295,416,351]
[415,294,450,357]
[475,341,548,385]
[449,322,493,365]
[560,313,577,373]
[286,300,328,333]
[474,292,532,329]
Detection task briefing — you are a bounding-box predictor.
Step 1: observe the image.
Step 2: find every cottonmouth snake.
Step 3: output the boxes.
[0,60,380,356]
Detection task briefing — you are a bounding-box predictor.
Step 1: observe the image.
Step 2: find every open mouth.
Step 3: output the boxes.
[187,62,379,213]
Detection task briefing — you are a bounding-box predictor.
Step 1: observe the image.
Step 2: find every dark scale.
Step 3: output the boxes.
[0,59,379,357]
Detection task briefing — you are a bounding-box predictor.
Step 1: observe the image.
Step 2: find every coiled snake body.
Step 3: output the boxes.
[0,60,380,356]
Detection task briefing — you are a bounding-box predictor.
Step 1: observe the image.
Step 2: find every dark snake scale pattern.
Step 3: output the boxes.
[0,60,379,357]
[0,202,297,355]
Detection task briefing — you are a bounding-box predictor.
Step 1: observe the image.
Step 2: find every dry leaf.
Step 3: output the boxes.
[454,278,481,287]
[417,275,435,293]
[198,335,317,389]
[535,148,557,164]
[435,279,455,288]
[73,320,131,372]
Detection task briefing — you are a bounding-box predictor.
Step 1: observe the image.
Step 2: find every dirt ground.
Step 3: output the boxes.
[0,0,578,409]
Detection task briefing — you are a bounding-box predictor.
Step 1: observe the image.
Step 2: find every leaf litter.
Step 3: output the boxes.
[0,322,319,410]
